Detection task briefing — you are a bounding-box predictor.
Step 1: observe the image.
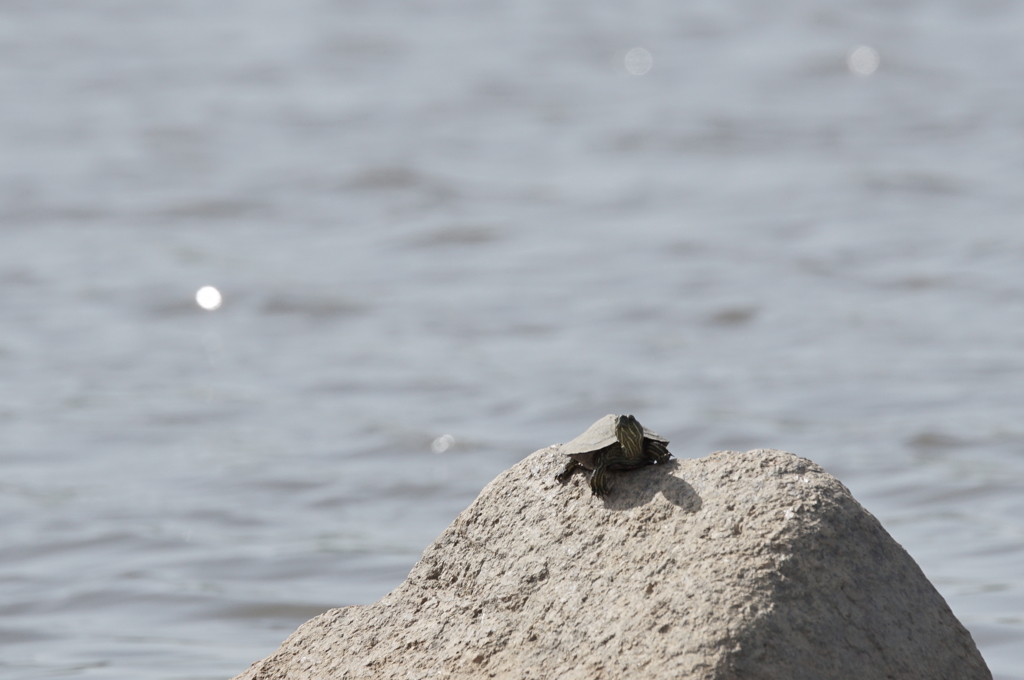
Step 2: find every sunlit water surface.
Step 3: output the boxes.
[2,1,1023,678]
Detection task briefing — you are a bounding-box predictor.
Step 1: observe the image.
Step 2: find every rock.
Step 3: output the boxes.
[233,448,991,680]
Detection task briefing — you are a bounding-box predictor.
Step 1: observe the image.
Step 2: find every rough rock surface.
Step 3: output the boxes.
[233,448,991,680]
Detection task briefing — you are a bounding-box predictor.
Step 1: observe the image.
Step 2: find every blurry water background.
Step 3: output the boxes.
[1,0,1023,678]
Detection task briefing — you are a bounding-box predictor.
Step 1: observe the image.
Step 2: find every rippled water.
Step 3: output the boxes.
[2,1,1023,678]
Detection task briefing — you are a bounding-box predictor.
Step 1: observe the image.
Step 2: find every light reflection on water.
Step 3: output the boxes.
[431,434,455,454]
[1,0,1023,679]
[625,47,654,76]
[196,286,223,311]
[847,45,880,76]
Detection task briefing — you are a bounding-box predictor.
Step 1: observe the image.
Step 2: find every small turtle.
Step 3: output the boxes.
[555,414,672,497]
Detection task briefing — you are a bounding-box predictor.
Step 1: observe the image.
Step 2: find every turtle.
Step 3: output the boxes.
[555,414,672,497]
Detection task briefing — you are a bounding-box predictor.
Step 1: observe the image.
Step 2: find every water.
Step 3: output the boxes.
[2,1,1023,677]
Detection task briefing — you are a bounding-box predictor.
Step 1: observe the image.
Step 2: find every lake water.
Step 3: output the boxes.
[1,1,1023,678]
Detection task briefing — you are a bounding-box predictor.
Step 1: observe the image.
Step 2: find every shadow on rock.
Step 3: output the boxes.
[601,460,702,512]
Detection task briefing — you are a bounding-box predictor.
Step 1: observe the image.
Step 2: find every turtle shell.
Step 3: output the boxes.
[559,414,667,470]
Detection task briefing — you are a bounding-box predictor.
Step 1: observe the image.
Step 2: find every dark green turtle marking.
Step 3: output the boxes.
[555,414,672,497]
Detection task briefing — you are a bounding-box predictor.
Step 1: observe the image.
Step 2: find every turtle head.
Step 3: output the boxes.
[615,414,645,461]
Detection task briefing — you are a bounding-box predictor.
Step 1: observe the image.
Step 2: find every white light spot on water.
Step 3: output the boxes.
[625,48,653,76]
[196,286,222,311]
[431,434,455,453]
[847,45,880,76]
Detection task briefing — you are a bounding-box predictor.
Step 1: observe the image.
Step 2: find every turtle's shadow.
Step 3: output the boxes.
[600,460,702,512]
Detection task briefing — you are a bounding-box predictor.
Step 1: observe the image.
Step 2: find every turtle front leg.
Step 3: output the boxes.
[556,458,582,484]
[646,439,672,464]
[589,464,611,497]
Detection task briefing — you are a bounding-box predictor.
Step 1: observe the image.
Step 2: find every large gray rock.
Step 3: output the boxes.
[233,448,991,680]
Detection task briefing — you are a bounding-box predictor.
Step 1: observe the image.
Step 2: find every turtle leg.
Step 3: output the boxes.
[646,439,672,464]
[589,463,611,497]
[556,458,582,484]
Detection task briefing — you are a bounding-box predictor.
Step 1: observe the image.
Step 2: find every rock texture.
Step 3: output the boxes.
[233,448,991,680]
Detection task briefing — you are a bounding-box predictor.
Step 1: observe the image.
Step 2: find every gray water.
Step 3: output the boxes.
[2,0,1023,677]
